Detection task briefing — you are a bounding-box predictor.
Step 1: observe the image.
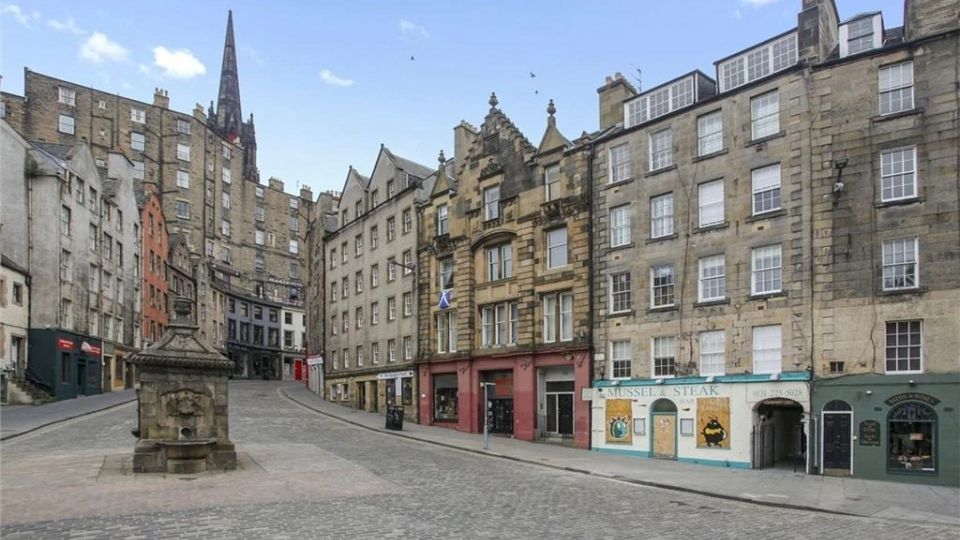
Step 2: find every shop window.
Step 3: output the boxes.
[888,402,936,473]
[433,374,458,421]
[402,378,413,406]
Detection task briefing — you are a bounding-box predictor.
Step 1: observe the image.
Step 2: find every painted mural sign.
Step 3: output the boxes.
[696,397,731,448]
[605,399,633,444]
[884,393,940,407]
[859,420,881,446]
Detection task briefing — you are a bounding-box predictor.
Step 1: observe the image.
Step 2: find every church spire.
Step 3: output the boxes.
[216,10,243,143]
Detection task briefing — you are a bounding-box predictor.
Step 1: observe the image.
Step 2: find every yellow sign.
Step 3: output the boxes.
[697,397,730,448]
[605,399,633,444]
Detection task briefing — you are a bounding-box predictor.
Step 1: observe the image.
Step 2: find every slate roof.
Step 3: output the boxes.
[841,11,881,24]
[30,141,74,163]
[1,254,29,276]
[387,150,434,180]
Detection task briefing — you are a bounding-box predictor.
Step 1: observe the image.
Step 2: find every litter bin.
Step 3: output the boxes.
[386,405,404,431]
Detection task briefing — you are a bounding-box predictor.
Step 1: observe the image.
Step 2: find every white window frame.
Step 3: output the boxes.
[388,297,396,320]
[650,193,674,238]
[651,264,675,308]
[882,237,919,291]
[403,292,412,317]
[884,320,923,374]
[371,302,379,325]
[697,111,723,156]
[698,255,726,302]
[751,91,780,140]
[610,205,631,247]
[484,186,501,221]
[289,240,299,254]
[545,165,561,201]
[177,119,191,134]
[880,147,917,202]
[132,161,145,180]
[649,129,673,171]
[698,179,724,227]
[176,170,190,189]
[718,32,797,92]
[222,168,232,184]
[222,192,231,209]
[846,17,876,55]
[372,342,380,364]
[356,271,364,293]
[58,114,75,135]
[609,143,631,183]
[609,272,631,313]
[487,244,513,281]
[371,264,380,287]
[131,132,145,152]
[436,311,457,353]
[752,325,782,374]
[387,218,396,241]
[751,164,782,215]
[481,301,518,347]
[255,230,265,245]
[610,340,631,380]
[547,228,568,269]
[131,108,146,123]
[221,220,231,237]
[879,61,914,116]
[652,336,676,378]
[437,204,449,235]
[623,75,696,127]
[388,340,397,363]
[176,143,191,161]
[699,330,726,376]
[542,292,573,343]
[751,244,782,295]
[59,87,76,106]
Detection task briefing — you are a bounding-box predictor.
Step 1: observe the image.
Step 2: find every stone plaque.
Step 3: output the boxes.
[859,419,881,446]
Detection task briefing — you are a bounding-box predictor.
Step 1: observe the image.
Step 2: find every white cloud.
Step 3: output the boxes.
[741,0,784,5]
[48,17,86,35]
[1,4,41,27]
[398,18,429,39]
[152,46,206,79]
[319,69,354,87]
[80,32,129,64]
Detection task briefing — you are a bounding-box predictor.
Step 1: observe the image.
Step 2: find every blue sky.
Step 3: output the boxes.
[2,0,905,196]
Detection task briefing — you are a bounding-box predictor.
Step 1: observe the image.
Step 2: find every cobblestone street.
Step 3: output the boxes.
[2,382,957,540]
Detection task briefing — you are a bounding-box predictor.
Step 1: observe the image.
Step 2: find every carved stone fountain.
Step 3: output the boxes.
[129,296,237,474]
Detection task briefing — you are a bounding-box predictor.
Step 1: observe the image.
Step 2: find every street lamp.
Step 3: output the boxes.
[480,382,496,450]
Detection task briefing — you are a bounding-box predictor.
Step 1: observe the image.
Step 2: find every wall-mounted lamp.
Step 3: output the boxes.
[865,390,873,395]
[769,373,780,381]
[909,380,916,387]
[610,380,620,386]
[655,378,664,385]
[833,158,849,197]
[705,375,716,383]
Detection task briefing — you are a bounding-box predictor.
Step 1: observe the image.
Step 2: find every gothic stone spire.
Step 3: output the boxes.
[216,10,243,143]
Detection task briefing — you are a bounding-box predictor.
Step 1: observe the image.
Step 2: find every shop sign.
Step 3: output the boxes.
[602,384,720,399]
[57,338,74,351]
[306,355,323,366]
[750,387,805,401]
[80,341,102,356]
[884,393,940,407]
[859,420,881,446]
[377,370,414,380]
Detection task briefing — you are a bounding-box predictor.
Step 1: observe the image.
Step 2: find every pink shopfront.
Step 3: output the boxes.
[418,347,591,449]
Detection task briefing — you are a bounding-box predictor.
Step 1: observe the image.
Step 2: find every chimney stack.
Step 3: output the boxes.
[153,88,170,109]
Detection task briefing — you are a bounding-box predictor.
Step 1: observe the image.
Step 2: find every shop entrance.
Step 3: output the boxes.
[753,398,805,470]
[358,382,367,411]
[76,359,87,395]
[822,400,853,475]
[651,399,677,460]
[481,370,514,435]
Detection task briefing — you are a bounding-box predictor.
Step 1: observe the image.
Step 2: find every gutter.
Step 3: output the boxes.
[585,143,596,448]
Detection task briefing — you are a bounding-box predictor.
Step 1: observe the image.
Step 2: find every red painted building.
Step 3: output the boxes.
[416,96,592,449]
[139,192,169,343]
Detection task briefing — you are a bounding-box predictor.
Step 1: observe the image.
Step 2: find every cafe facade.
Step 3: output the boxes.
[590,373,811,470]
[811,373,959,487]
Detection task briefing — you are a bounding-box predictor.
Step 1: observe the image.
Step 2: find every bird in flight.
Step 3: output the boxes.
[530,71,536,78]
[411,55,416,61]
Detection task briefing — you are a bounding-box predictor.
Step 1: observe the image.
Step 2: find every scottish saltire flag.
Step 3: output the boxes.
[438,289,452,309]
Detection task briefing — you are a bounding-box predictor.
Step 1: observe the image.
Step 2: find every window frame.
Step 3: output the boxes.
[752,324,782,374]
[484,186,501,221]
[879,61,914,116]
[884,320,923,374]
[610,205,631,247]
[648,129,673,171]
[699,330,726,376]
[751,244,783,295]
[882,237,919,291]
[697,111,723,156]
[698,179,725,227]
[652,336,677,378]
[546,228,568,269]
[698,254,726,302]
[650,193,674,238]
[650,264,675,308]
[58,114,75,135]
[880,147,917,202]
[610,340,632,380]
[609,272,632,314]
[544,165,561,201]
[751,163,782,216]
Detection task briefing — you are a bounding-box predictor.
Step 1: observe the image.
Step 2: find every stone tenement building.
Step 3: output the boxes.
[0,12,314,372]
[323,147,435,420]
[416,97,593,448]
[1,119,142,401]
[305,189,340,381]
[587,0,958,487]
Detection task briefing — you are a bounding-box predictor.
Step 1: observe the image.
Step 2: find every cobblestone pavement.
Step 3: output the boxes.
[1,382,957,540]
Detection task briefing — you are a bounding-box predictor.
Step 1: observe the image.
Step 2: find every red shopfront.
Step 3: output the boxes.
[418,348,590,449]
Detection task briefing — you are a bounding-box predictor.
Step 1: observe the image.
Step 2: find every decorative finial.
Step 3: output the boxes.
[172,296,193,323]
[438,150,446,165]
[489,92,498,109]
[547,99,556,117]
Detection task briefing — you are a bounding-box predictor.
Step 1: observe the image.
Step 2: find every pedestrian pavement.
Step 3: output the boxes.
[0,389,136,440]
[281,383,960,526]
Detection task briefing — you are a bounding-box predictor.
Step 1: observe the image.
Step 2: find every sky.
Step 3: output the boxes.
[2,0,906,197]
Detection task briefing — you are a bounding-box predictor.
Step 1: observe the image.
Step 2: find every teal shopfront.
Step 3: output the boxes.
[811,373,959,487]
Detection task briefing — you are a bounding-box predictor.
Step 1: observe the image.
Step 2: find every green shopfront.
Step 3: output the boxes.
[811,373,959,487]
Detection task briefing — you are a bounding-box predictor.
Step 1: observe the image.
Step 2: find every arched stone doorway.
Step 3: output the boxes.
[651,399,678,460]
[753,398,805,470]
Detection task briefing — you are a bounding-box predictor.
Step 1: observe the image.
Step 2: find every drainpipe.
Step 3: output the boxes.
[24,153,35,380]
[585,142,596,449]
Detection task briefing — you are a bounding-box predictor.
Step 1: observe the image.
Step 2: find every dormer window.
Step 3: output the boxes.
[840,14,881,57]
[624,74,698,128]
[717,32,797,92]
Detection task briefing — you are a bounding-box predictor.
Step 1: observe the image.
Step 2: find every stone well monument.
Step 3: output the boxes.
[129,296,237,474]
